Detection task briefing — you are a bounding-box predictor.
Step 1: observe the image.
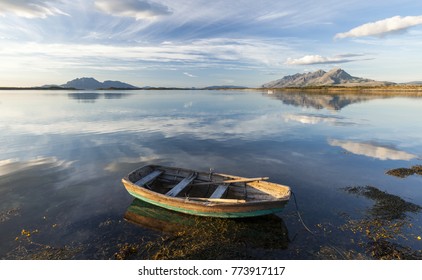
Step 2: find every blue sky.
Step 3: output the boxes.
[1,0,422,87]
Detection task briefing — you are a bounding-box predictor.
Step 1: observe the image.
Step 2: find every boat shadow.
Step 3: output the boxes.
[124,199,290,259]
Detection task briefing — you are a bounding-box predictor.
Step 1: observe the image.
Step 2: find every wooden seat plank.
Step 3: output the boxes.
[209,185,229,199]
[166,173,197,197]
[134,170,163,186]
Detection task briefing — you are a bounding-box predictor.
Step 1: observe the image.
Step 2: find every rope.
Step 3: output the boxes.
[291,191,348,259]
[291,191,315,234]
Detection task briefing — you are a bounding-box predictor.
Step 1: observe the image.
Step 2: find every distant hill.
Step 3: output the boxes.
[405,81,422,85]
[202,85,247,90]
[262,68,395,88]
[61,77,138,90]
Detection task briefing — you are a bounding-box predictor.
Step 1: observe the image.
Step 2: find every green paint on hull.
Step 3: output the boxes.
[128,191,283,218]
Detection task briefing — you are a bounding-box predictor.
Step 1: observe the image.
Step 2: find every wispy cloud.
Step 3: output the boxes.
[94,0,171,20]
[285,54,369,65]
[0,0,68,18]
[256,11,292,21]
[335,15,422,39]
[183,72,196,78]
[0,38,294,74]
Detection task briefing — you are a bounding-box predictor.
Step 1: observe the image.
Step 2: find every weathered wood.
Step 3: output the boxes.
[122,165,291,218]
[191,177,269,186]
[209,185,229,199]
[134,170,163,186]
[166,173,197,197]
[187,197,246,203]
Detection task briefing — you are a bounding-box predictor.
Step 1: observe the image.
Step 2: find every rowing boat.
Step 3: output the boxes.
[121,165,291,218]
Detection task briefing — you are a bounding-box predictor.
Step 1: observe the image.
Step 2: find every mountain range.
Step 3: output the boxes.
[61,77,138,90]
[262,68,395,88]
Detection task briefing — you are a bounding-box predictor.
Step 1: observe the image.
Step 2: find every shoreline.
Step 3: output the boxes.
[2,85,422,96]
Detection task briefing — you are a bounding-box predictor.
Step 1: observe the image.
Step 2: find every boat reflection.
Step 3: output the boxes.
[124,199,290,253]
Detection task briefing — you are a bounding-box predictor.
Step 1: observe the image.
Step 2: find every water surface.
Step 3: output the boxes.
[1,89,421,259]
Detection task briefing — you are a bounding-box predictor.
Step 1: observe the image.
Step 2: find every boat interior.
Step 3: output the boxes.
[128,165,290,202]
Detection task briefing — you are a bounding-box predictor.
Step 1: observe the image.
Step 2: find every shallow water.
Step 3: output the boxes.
[0,89,421,259]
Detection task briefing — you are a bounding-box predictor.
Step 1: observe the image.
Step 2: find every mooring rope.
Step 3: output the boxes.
[291,191,315,234]
[291,190,348,259]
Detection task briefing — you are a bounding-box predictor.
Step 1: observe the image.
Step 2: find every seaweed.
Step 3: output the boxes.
[341,186,422,259]
[345,186,421,220]
[386,165,422,178]
[0,208,20,223]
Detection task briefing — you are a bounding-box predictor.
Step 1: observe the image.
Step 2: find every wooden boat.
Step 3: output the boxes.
[121,165,291,218]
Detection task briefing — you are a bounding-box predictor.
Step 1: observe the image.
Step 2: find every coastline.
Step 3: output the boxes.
[2,85,422,97]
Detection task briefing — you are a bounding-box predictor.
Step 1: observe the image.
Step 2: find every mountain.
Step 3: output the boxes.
[262,68,394,88]
[61,77,138,89]
[102,80,138,89]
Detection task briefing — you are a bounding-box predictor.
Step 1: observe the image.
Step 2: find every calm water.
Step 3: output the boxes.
[0,89,421,259]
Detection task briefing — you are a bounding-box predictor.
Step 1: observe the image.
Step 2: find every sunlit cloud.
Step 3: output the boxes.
[183,72,196,78]
[328,139,418,161]
[335,15,422,39]
[0,0,68,18]
[285,54,370,65]
[1,1,422,86]
[94,0,171,20]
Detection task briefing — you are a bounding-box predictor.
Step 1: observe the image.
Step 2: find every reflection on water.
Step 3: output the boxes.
[0,157,72,177]
[284,113,355,126]
[68,92,131,102]
[124,199,289,259]
[328,139,418,161]
[263,91,390,110]
[1,89,422,259]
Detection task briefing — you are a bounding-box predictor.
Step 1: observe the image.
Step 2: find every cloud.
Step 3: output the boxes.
[256,11,292,21]
[94,0,171,20]
[285,54,367,65]
[328,139,418,161]
[0,38,293,75]
[335,15,422,39]
[183,72,196,78]
[0,0,68,18]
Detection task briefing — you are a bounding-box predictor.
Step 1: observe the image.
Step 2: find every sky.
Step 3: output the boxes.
[1,0,422,87]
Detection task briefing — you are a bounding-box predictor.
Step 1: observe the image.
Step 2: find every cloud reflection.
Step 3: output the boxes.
[4,112,290,141]
[284,113,354,126]
[0,157,73,176]
[328,139,418,161]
